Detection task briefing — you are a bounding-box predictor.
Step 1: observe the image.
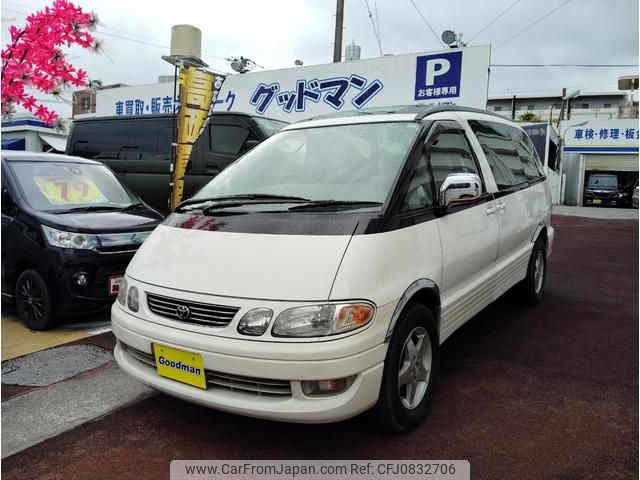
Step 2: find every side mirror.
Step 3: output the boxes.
[438,173,482,209]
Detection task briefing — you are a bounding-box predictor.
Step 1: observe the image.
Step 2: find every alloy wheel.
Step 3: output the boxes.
[398,326,432,409]
[19,278,45,325]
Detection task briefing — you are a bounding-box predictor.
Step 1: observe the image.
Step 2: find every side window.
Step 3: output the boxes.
[469,120,530,190]
[209,124,256,156]
[70,121,131,159]
[400,154,434,211]
[127,120,172,160]
[1,173,15,217]
[428,129,481,193]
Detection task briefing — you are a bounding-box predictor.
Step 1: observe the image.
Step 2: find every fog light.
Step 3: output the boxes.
[74,272,89,287]
[127,286,139,312]
[301,375,356,397]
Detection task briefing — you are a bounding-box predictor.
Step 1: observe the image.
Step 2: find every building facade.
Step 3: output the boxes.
[487,91,634,122]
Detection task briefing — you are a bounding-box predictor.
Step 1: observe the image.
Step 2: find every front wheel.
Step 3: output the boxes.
[15,269,56,330]
[371,303,439,433]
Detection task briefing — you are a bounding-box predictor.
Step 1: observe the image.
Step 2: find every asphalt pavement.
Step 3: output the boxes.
[2,214,638,480]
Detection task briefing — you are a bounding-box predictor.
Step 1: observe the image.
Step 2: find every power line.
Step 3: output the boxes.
[494,0,574,50]
[468,0,522,43]
[491,63,638,67]
[408,0,444,48]
[2,3,230,62]
[363,0,383,55]
[374,0,381,47]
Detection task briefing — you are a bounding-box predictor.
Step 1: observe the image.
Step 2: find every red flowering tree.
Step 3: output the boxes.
[1,0,98,125]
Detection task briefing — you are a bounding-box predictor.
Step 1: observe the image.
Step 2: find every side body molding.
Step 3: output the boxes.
[385,279,441,342]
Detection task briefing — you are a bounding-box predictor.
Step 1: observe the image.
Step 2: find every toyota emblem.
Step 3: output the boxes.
[176,305,190,320]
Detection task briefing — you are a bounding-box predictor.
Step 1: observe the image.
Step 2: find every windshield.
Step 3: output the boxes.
[9,161,139,212]
[190,121,420,210]
[588,175,618,188]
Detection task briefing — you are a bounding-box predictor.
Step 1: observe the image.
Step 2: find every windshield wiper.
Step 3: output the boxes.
[119,203,144,212]
[176,194,311,212]
[60,205,122,213]
[288,200,383,211]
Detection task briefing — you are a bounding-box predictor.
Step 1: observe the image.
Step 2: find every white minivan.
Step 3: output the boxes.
[112,106,554,432]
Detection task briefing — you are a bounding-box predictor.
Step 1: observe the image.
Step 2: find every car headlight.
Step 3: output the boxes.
[272,303,374,337]
[237,308,273,336]
[127,286,139,312]
[42,225,99,249]
[117,277,128,306]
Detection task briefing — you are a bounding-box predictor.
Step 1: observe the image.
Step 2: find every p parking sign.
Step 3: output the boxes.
[414,51,462,101]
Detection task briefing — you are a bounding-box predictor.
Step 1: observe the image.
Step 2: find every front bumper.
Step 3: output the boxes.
[112,304,387,423]
[48,247,135,314]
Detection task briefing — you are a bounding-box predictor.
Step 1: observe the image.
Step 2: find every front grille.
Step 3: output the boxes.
[146,292,239,327]
[123,344,292,397]
[590,191,615,199]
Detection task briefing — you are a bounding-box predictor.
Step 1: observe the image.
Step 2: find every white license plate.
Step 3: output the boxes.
[108,275,124,296]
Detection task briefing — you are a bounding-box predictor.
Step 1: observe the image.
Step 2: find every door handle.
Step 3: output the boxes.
[205,162,219,174]
[486,206,497,215]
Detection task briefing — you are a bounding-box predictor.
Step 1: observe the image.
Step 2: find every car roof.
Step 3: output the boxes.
[285,105,509,130]
[1,150,102,165]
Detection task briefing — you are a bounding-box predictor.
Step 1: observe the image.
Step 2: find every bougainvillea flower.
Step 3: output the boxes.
[1,0,98,125]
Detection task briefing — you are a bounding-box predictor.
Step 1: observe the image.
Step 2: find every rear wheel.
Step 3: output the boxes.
[518,238,547,305]
[371,303,439,433]
[15,269,56,330]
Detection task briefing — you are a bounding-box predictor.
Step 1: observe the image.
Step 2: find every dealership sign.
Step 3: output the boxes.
[92,45,490,122]
[216,45,490,122]
[564,119,639,154]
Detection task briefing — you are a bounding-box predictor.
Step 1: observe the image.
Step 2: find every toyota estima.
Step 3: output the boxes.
[113,105,554,432]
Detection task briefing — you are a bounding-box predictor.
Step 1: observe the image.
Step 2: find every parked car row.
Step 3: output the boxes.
[2,105,554,431]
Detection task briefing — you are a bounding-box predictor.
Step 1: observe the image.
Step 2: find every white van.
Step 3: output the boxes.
[112,106,554,432]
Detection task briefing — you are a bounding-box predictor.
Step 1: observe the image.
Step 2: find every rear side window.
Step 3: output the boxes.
[469,120,544,190]
[70,121,131,159]
[209,124,255,155]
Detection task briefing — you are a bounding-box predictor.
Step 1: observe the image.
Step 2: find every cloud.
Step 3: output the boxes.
[2,0,637,119]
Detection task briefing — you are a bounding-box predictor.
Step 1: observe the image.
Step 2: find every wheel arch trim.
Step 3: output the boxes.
[385,279,441,342]
[530,222,548,244]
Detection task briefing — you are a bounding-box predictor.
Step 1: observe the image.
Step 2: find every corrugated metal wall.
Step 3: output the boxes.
[584,154,639,172]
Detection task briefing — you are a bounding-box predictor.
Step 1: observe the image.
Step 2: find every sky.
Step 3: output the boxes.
[2,0,639,118]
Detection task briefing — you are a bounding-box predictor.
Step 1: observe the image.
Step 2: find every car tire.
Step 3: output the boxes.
[517,238,547,305]
[371,303,439,433]
[15,269,56,331]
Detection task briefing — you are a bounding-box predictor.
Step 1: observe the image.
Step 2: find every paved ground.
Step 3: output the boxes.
[1,306,111,361]
[2,214,638,480]
[553,205,639,220]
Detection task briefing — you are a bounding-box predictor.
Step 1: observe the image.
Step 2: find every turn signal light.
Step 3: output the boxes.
[334,305,374,333]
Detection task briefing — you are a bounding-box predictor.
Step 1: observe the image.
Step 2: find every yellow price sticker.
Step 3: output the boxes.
[34,176,108,205]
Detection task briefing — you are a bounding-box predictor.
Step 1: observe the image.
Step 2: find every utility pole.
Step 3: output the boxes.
[333,0,344,62]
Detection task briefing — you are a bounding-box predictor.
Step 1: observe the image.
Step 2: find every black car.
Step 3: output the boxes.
[66,113,287,212]
[584,173,631,207]
[1,151,163,330]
